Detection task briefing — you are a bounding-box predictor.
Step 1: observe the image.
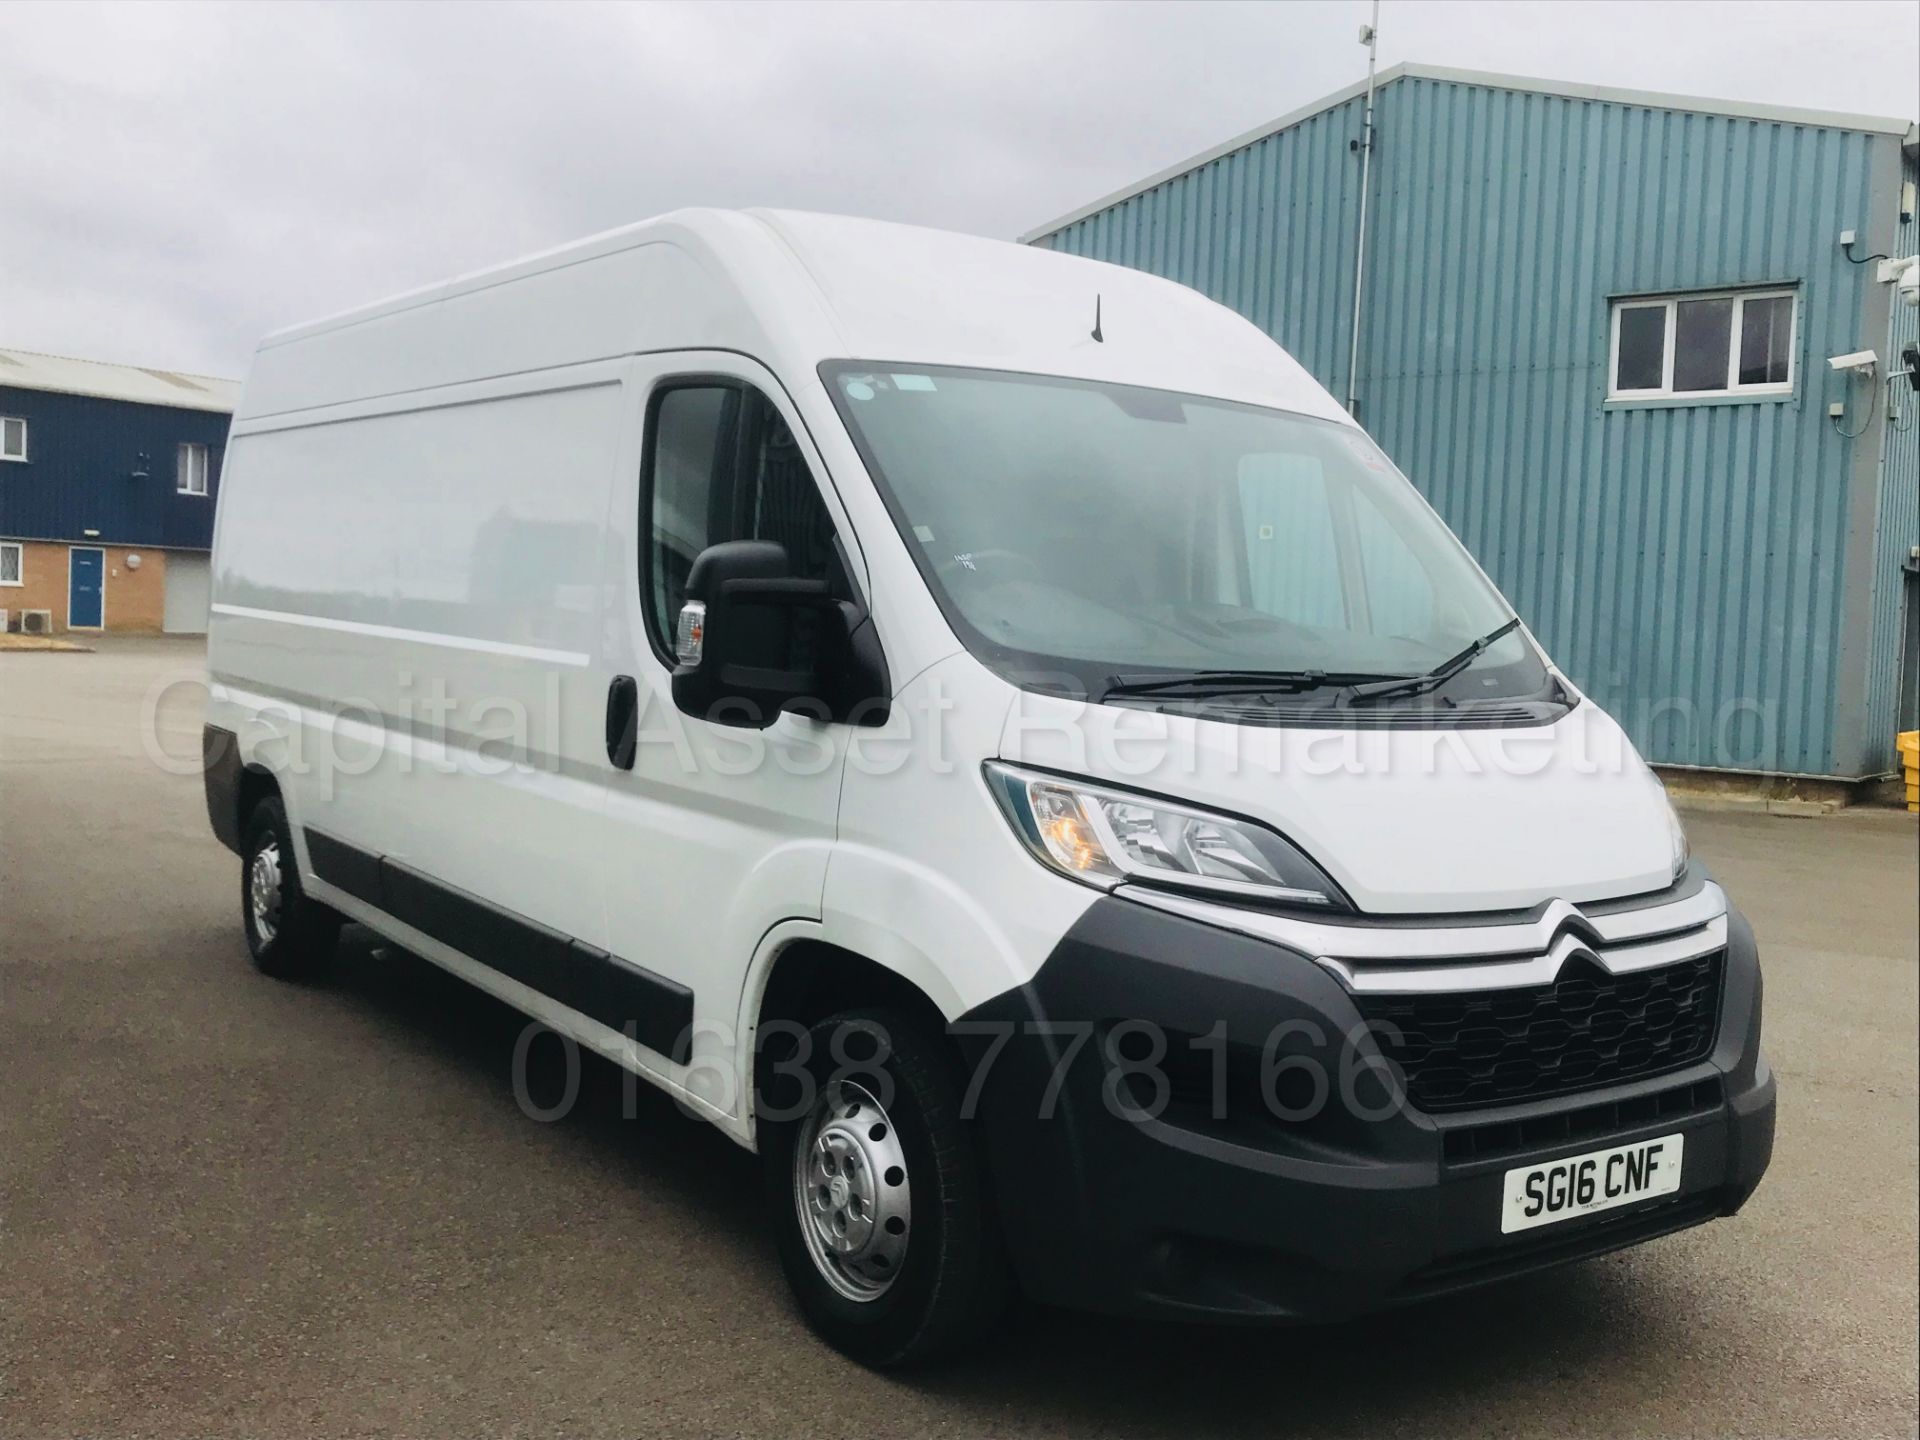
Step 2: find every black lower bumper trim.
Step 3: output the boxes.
[956,891,1776,1323]
[1395,1192,1720,1302]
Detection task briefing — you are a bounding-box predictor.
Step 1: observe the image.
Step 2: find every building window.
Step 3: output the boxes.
[1609,288,1796,400]
[0,541,22,586]
[177,442,209,495]
[1,416,26,462]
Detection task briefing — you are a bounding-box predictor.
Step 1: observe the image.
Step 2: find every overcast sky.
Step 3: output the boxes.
[2,0,1915,378]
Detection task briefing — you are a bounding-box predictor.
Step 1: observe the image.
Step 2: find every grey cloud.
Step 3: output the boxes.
[2,0,1915,377]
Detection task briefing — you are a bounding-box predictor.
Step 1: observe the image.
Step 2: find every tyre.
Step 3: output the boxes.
[760,1007,1011,1367]
[240,795,341,979]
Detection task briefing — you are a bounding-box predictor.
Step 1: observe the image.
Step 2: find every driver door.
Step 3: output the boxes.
[594,352,863,1121]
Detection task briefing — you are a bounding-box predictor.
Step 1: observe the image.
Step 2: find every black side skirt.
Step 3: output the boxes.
[303,827,693,1064]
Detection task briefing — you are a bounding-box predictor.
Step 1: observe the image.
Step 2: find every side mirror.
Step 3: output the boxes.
[669,539,890,729]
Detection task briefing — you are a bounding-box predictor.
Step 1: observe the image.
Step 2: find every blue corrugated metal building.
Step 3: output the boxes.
[1026,65,1920,784]
[1,348,236,633]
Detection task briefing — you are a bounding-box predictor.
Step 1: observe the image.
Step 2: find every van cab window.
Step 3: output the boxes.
[825,363,1544,709]
[644,382,840,656]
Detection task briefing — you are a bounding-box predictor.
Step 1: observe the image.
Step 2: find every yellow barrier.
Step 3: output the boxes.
[1899,731,1918,813]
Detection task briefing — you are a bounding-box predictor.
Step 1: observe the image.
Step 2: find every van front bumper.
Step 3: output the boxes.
[954,887,1774,1322]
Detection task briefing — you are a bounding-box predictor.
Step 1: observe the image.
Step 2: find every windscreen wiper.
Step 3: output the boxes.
[1100,669,1376,702]
[1345,618,1523,705]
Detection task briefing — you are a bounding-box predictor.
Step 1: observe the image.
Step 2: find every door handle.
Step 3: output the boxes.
[605,675,638,770]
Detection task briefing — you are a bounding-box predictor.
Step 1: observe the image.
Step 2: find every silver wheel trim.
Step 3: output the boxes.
[792,1078,912,1302]
[249,840,283,945]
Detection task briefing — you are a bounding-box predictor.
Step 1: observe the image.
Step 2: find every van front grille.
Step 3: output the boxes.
[1353,952,1724,1113]
[1440,1076,1724,1165]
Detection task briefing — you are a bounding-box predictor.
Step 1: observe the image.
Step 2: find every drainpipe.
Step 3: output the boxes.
[1345,0,1381,418]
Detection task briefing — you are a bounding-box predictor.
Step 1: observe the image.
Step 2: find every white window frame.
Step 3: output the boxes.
[1607,286,1798,401]
[0,541,23,586]
[177,442,209,496]
[0,416,27,462]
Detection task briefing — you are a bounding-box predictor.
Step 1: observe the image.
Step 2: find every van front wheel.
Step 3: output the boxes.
[241,796,340,979]
[760,1007,1010,1367]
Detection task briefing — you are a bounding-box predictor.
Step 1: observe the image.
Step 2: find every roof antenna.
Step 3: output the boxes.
[1091,293,1104,343]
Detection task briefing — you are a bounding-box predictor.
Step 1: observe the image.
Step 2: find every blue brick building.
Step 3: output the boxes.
[0,348,236,633]
[1025,65,1920,785]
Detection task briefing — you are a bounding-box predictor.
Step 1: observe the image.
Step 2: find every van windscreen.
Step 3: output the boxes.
[822,363,1545,706]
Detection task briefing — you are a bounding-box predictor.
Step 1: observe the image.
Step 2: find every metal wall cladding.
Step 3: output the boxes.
[1040,75,1900,777]
[1865,153,1920,768]
[0,386,228,551]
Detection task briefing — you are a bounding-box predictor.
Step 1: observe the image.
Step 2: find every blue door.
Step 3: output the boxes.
[69,547,104,628]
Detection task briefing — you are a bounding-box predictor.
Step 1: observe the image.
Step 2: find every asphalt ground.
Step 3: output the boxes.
[3,636,1915,1437]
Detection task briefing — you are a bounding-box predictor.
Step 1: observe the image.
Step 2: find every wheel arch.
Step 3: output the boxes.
[754,936,954,1037]
[237,763,279,829]
[739,928,961,1148]
[203,721,285,854]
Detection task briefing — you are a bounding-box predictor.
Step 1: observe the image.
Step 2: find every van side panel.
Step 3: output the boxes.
[209,366,634,956]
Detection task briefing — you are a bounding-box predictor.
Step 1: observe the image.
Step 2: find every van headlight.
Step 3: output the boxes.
[984,763,1350,910]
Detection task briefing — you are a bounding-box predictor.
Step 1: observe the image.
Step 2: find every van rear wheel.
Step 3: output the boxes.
[241,796,340,979]
[760,1007,1010,1367]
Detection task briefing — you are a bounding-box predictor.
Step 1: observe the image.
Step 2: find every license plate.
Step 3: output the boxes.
[1501,1133,1684,1234]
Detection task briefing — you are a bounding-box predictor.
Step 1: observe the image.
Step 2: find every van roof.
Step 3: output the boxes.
[239,209,1347,425]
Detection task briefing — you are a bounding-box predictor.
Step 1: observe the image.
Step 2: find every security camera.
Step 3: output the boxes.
[1827,350,1878,375]
[1883,255,1920,308]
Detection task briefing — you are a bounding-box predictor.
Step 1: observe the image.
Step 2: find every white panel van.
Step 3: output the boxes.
[203,209,1774,1365]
